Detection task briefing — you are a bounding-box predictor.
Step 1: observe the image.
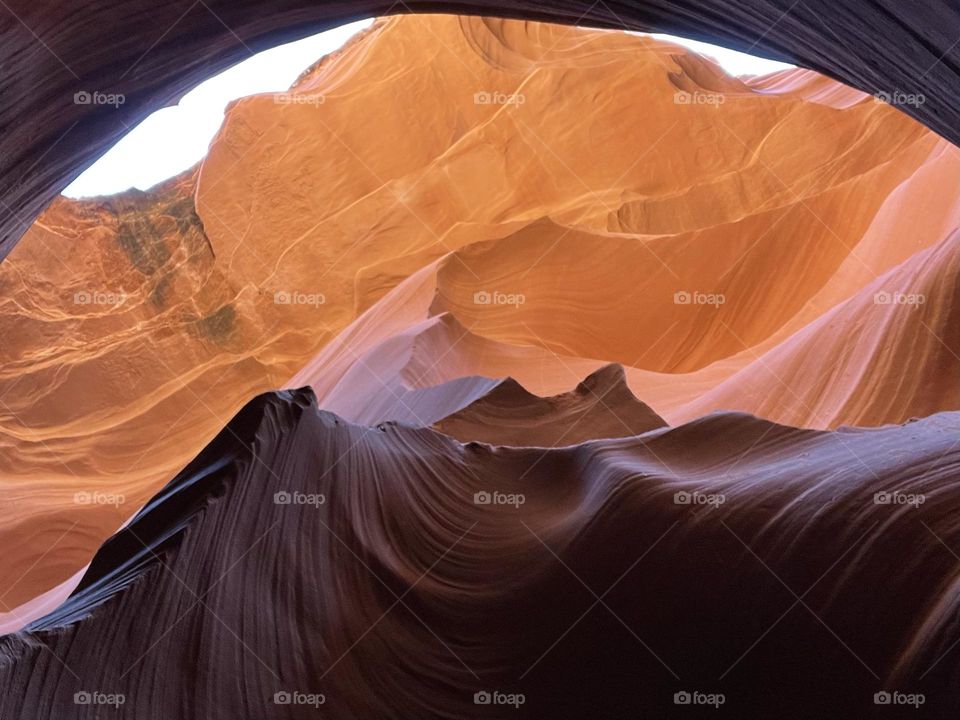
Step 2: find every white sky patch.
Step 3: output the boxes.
[63,19,373,198]
[63,21,793,199]
[648,33,794,77]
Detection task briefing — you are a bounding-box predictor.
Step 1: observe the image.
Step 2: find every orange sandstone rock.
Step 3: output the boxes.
[1,14,957,620]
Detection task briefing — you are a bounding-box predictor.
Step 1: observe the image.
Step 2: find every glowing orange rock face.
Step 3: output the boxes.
[0,14,957,620]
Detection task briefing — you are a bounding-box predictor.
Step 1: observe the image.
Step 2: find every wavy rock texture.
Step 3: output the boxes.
[434,364,666,445]
[3,2,960,262]
[1,14,958,647]
[3,389,960,718]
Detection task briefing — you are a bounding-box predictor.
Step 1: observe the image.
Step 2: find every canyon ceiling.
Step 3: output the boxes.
[2,5,960,720]
[2,1,960,261]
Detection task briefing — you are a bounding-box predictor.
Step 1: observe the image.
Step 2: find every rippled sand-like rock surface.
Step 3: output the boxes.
[3,388,960,717]
[2,14,958,628]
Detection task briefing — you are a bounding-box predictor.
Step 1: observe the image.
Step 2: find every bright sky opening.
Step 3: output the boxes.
[648,34,793,77]
[63,20,793,199]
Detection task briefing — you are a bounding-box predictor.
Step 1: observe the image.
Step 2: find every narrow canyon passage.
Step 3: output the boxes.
[1,10,959,720]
